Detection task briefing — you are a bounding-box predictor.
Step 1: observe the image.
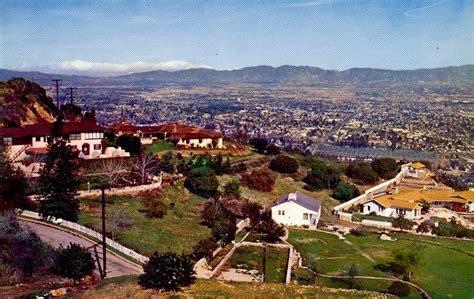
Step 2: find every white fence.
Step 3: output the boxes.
[333,163,411,215]
[361,219,393,228]
[19,210,149,264]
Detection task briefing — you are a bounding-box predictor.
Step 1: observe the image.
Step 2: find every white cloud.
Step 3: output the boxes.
[285,0,337,8]
[36,60,212,75]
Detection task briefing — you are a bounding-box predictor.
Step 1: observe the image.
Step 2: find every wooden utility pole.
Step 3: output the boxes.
[51,79,62,110]
[101,187,107,278]
[66,87,78,104]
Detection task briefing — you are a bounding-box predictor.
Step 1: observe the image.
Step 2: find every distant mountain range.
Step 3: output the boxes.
[1,65,472,90]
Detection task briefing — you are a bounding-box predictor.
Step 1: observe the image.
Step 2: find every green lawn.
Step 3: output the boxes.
[288,229,474,298]
[230,246,263,271]
[78,184,212,255]
[265,247,289,283]
[145,140,173,154]
[352,213,393,223]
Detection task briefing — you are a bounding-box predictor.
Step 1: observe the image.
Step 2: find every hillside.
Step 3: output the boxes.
[1,65,472,90]
[0,77,57,128]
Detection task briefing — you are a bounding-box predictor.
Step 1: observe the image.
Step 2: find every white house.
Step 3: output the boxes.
[406,162,428,179]
[271,192,321,229]
[362,195,422,220]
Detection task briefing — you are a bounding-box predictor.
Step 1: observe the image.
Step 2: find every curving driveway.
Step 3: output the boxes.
[20,219,143,278]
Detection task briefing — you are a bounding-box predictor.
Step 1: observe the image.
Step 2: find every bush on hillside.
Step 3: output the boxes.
[269,155,299,174]
[242,168,276,192]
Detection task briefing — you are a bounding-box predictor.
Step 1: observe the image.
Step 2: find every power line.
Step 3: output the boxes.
[66,87,78,104]
[51,79,62,110]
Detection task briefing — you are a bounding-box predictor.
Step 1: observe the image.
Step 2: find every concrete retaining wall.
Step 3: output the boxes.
[361,219,393,228]
[77,180,162,198]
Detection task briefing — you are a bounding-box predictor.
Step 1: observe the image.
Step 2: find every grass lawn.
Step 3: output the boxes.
[78,184,212,255]
[76,276,391,298]
[218,174,337,210]
[145,140,173,154]
[265,247,289,283]
[352,213,393,223]
[230,246,263,271]
[288,229,474,298]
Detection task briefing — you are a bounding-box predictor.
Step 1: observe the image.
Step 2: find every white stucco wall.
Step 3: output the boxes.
[271,201,320,227]
[176,137,223,149]
[362,201,421,219]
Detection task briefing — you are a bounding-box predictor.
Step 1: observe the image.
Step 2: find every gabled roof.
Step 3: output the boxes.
[272,192,321,212]
[372,196,421,210]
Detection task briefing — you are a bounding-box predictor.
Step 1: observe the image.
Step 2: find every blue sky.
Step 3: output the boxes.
[0,0,472,75]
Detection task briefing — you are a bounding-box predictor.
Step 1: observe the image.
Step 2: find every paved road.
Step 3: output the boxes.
[20,220,143,278]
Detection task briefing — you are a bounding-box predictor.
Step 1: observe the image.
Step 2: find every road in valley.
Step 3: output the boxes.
[20,220,143,278]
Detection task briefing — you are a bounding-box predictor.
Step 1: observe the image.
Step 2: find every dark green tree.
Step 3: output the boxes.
[269,155,299,174]
[346,163,379,185]
[54,243,95,285]
[223,180,241,199]
[417,199,430,213]
[38,119,81,221]
[388,281,410,297]
[242,201,263,226]
[389,246,423,280]
[392,213,414,232]
[116,134,141,155]
[303,161,341,191]
[249,138,268,153]
[0,145,31,211]
[371,158,399,180]
[138,252,196,292]
[184,166,219,198]
[266,144,281,155]
[331,182,360,202]
[347,263,360,289]
[191,237,218,262]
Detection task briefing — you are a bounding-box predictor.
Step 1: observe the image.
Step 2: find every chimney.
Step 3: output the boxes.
[288,193,297,201]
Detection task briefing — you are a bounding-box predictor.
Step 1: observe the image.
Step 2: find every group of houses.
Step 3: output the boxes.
[0,119,224,163]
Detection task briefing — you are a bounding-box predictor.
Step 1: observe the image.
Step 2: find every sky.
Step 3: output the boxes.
[0,0,472,75]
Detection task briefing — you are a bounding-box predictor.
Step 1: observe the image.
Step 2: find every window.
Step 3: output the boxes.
[85,132,103,140]
[278,210,285,216]
[35,136,41,142]
[379,206,384,212]
[3,137,12,145]
[70,133,81,140]
[367,205,371,211]
[94,144,101,150]
[303,213,308,220]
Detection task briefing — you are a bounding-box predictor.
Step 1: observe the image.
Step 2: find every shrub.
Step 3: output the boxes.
[269,155,299,174]
[346,163,379,185]
[266,144,281,155]
[116,134,141,155]
[138,252,195,292]
[54,243,95,285]
[139,192,167,218]
[371,158,399,180]
[242,202,263,226]
[184,166,219,198]
[331,182,360,202]
[303,161,340,191]
[223,180,241,199]
[388,281,410,297]
[191,237,218,261]
[242,168,276,192]
[249,138,268,153]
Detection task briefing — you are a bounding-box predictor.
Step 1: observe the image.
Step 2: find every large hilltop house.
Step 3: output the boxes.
[109,120,224,149]
[0,120,130,161]
[271,192,321,229]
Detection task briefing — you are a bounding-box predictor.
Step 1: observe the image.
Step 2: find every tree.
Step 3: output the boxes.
[249,138,268,153]
[134,151,160,184]
[388,281,410,297]
[116,134,141,155]
[269,155,299,174]
[242,201,263,226]
[417,199,430,214]
[346,163,379,185]
[254,210,285,242]
[416,222,432,234]
[138,252,195,292]
[99,157,125,187]
[0,145,31,211]
[38,119,81,221]
[201,199,236,243]
[54,243,95,285]
[191,237,218,262]
[184,166,219,198]
[266,144,281,155]
[107,208,133,240]
[242,168,276,192]
[392,213,414,232]
[331,182,360,202]
[389,246,423,279]
[371,158,399,180]
[303,161,341,191]
[223,180,241,199]
[347,263,359,289]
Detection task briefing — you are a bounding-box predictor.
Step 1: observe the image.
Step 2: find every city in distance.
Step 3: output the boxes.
[0,1,473,298]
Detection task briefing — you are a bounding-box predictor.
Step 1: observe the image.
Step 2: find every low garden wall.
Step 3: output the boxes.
[361,219,393,228]
[76,180,162,198]
[19,210,149,264]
